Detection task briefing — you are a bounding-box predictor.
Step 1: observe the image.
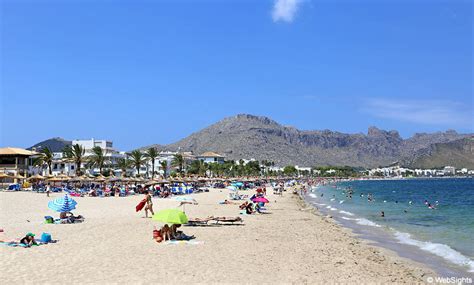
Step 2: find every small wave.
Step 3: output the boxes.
[308,193,317,198]
[341,217,381,227]
[341,217,355,221]
[394,232,474,272]
[355,218,381,227]
[339,210,354,216]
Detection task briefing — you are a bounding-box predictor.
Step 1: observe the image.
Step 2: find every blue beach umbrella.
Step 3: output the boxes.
[227,186,238,191]
[48,194,77,212]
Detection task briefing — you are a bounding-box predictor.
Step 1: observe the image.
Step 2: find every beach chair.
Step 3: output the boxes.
[213,217,243,225]
[186,217,215,226]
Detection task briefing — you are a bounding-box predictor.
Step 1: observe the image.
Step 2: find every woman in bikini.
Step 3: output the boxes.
[144,191,154,218]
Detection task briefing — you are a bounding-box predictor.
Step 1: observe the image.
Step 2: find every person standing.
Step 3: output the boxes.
[46,183,51,197]
[144,191,154,218]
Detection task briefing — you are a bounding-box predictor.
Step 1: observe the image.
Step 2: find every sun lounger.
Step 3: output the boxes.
[186,217,214,226]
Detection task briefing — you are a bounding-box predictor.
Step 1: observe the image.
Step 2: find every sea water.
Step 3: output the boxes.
[305,178,474,277]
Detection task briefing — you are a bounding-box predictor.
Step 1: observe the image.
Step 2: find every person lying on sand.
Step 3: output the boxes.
[20,233,38,247]
[220,200,237,205]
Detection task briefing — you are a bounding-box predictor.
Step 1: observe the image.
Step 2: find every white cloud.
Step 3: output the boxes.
[272,0,302,23]
[362,98,474,128]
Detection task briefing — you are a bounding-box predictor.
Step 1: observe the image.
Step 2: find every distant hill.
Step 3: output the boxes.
[140,114,472,168]
[31,115,472,168]
[28,137,71,152]
[406,137,474,169]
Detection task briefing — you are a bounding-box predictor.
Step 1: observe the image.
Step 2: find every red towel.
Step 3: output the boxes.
[135,200,146,212]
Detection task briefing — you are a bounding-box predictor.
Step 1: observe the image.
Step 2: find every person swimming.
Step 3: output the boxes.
[381,211,385,217]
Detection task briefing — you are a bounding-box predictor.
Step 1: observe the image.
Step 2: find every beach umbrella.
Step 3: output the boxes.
[0,172,11,179]
[227,185,238,191]
[172,196,197,203]
[27,174,45,181]
[11,173,26,179]
[171,196,198,213]
[48,194,77,213]
[252,197,269,203]
[152,209,188,225]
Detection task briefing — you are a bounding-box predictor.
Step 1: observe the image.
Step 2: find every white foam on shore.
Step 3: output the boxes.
[339,210,354,216]
[308,193,317,198]
[325,205,337,211]
[341,217,381,228]
[394,232,474,272]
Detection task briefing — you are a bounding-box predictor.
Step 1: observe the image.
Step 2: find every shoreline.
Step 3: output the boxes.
[1,189,435,283]
[293,192,438,278]
[304,180,474,278]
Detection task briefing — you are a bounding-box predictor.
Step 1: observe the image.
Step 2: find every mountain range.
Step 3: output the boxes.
[29,114,474,169]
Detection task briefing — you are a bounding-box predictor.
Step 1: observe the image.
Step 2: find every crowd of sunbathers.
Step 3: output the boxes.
[153,224,195,243]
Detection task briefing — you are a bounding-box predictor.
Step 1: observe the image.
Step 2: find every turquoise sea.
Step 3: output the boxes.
[305,178,474,276]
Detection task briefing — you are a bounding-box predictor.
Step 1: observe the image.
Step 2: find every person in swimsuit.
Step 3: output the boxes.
[144,191,154,218]
[20,233,38,247]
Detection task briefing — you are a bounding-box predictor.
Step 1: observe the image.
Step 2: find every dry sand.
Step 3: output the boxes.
[0,188,435,284]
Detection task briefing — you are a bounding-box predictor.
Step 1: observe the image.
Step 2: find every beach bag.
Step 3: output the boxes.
[41,233,52,243]
[153,227,160,239]
[44,216,54,224]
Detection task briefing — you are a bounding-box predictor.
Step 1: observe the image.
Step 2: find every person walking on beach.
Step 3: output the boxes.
[46,183,51,197]
[144,191,154,218]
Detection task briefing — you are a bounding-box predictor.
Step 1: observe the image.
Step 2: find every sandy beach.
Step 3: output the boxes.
[0,188,434,284]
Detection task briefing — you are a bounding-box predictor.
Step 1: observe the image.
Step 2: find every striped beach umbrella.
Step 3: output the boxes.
[48,194,77,212]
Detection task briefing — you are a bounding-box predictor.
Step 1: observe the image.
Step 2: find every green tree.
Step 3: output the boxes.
[145,148,159,179]
[128,150,147,176]
[33,147,54,175]
[283,165,298,176]
[116,158,131,177]
[172,154,185,174]
[160,160,168,178]
[87,146,109,174]
[188,160,208,176]
[63,144,85,176]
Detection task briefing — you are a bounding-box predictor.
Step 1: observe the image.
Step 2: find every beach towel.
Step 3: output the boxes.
[0,241,29,247]
[136,200,146,212]
[165,240,202,245]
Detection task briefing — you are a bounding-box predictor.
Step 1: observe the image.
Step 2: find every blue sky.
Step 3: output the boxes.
[1,0,472,150]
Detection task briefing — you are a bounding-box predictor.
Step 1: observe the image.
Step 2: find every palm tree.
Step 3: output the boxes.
[172,153,185,174]
[145,148,159,179]
[160,160,168,178]
[128,150,147,176]
[87,146,109,174]
[63,144,85,176]
[33,147,54,175]
[116,158,132,177]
